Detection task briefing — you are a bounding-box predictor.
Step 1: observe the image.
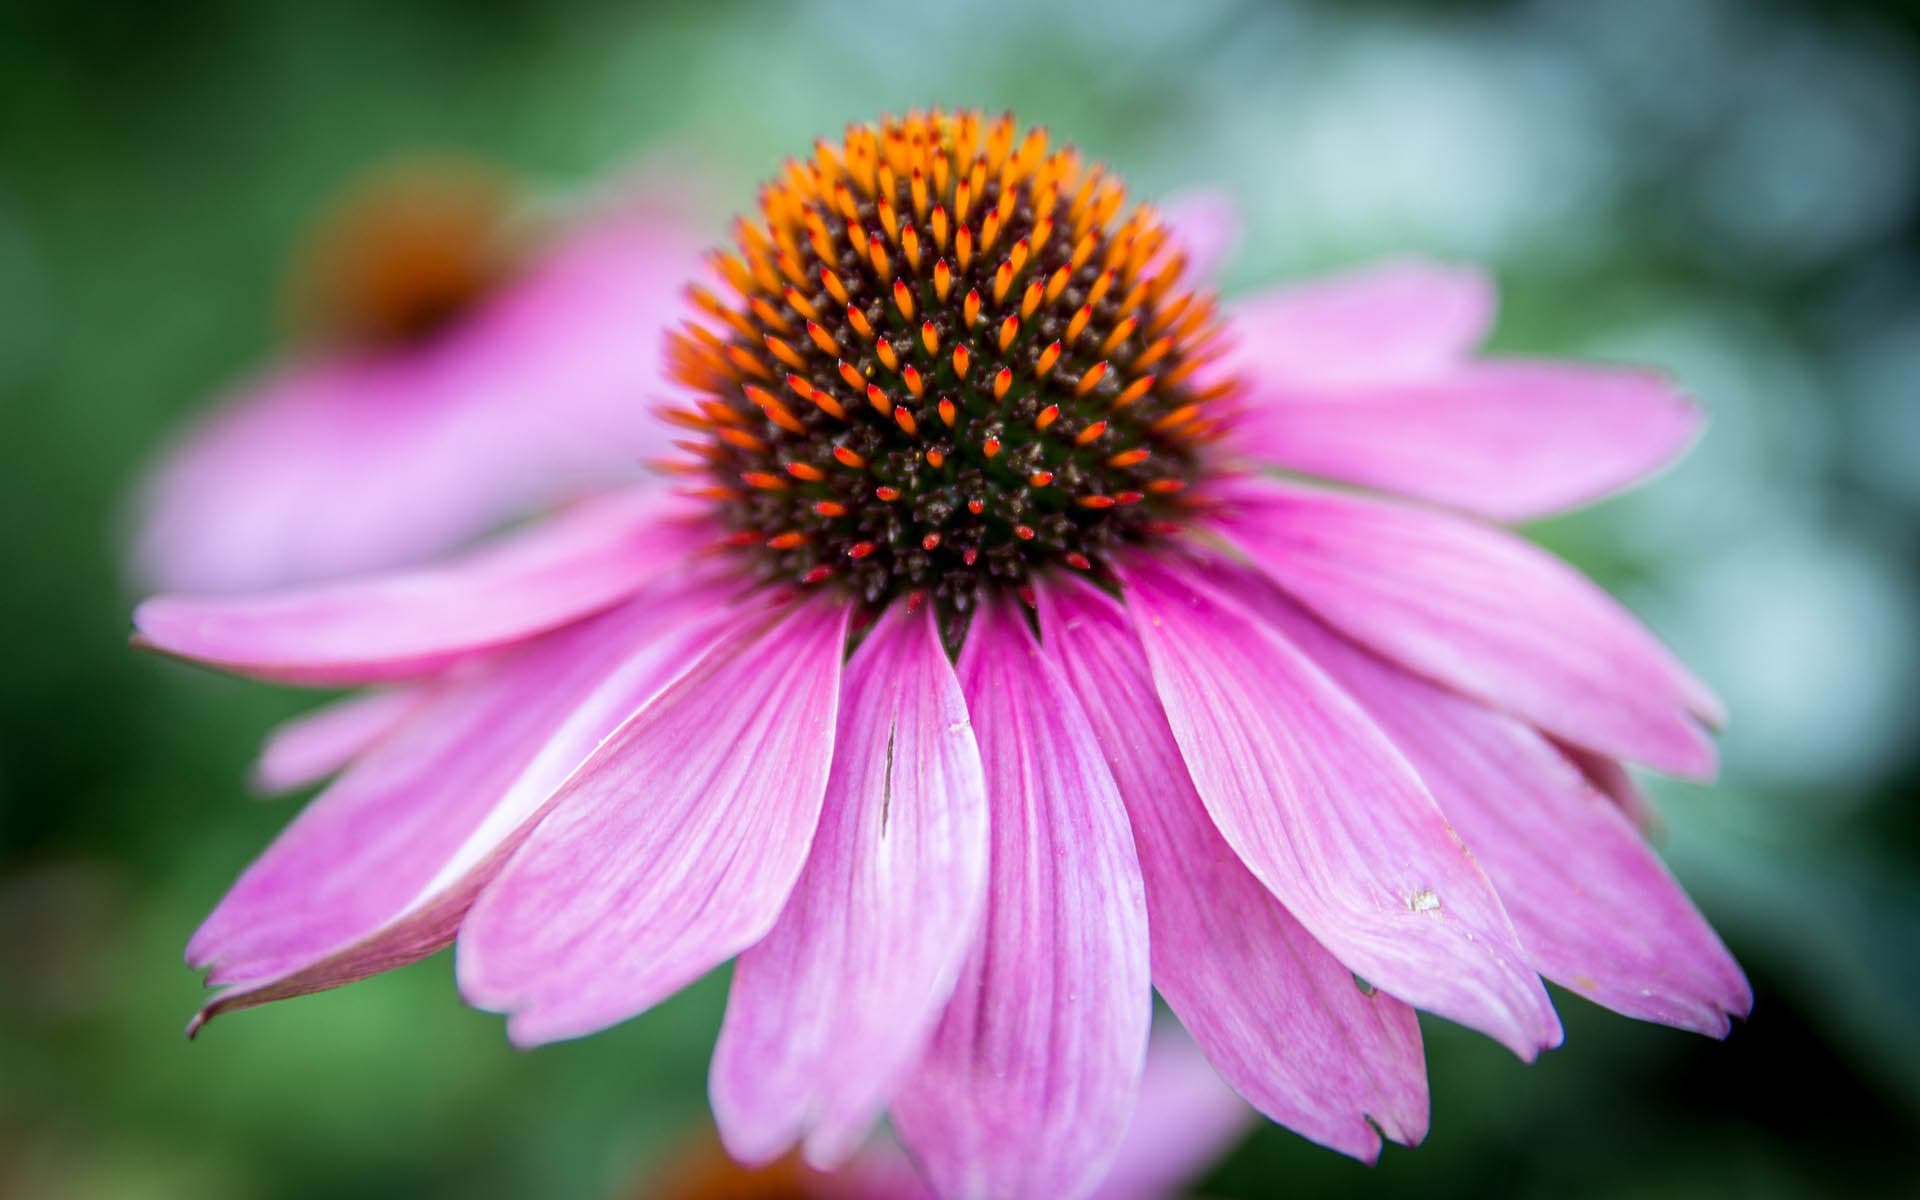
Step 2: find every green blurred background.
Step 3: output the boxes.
[4,0,1918,1196]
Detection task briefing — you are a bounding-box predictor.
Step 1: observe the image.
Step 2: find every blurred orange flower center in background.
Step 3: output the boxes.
[640,1139,822,1200]
[286,156,528,349]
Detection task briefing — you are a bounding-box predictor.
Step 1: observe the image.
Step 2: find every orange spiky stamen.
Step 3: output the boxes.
[659,109,1234,611]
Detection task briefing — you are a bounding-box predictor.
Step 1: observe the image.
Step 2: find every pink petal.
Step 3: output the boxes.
[186,574,739,1029]
[443,198,703,479]
[1221,259,1493,388]
[1230,362,1703,521]
[132,357,464,594]
[1215,480,1722,776]
[891,598,1152,1200]
[251,688,426,794]
[711,603,989,1169]
[1120,557,1560,1060]
[1157,188,1241,285]
[1088,1026,1257,1200]
[135,488,697,687]
[131,204,702,595]
[457,596,850,1046]
[824,1144,936,1200]
[1561,744,1662,834]
[1036,577,1428,1159]
[1252,584,1751,1034]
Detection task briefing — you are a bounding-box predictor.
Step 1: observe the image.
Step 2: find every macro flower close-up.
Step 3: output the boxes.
[132,110,1750,1199]
[11,3,1920,1198]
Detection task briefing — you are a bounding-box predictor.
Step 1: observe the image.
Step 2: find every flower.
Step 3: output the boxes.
[130,156,704,593]
[642,1025,1250,1200]
[138,111,1749,1200]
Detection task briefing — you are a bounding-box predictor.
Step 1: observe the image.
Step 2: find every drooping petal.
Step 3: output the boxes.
[457,596,849,1046]
[1215,480,1723,775]
[1221,259,1493,388]
[1120,557,1560,1059]
[190,600,687,978]
[1037,577,1428,1159]
[711,603,989,1169]
[135,488,698,687]
[1088,1026,1256,1200]
[1248,581,1752,1035]
[1229,362,1703,521]
[185,574,741,1029]
[1157,189,1241,286]
[891,598,1152,1200]
[251,688,426,794]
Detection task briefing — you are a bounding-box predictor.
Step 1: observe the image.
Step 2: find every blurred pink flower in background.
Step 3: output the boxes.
[130,157,705,592]
[137,112,1747,1200]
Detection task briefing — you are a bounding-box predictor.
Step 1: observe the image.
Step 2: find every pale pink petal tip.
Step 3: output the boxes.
[1243,578,1751,1039]
[457,597,850,1047]
[1121,557,1561,1062]
[1231,362,1707,522]
[134,488,689,687]
[182,574,744,1031]
[710,602,989,1170]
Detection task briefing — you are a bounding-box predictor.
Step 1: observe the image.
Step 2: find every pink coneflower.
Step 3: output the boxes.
[643,1026,1249,1200]
[138,111,1748,1200]
[131,156,703,592]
